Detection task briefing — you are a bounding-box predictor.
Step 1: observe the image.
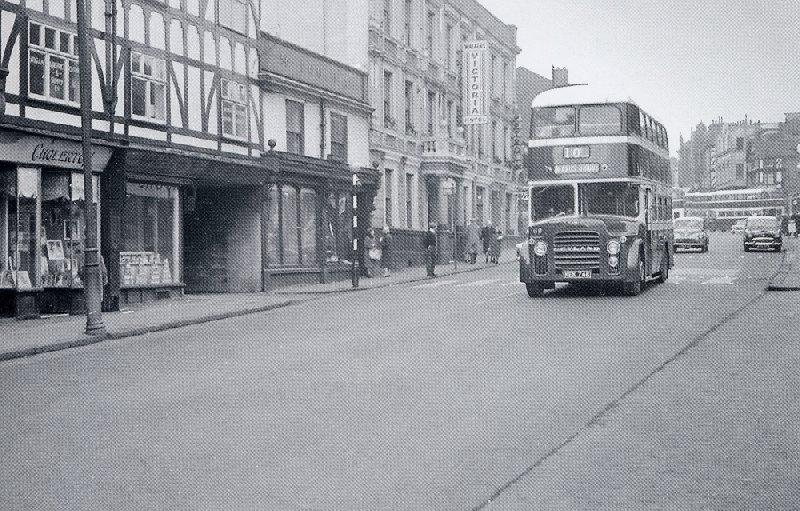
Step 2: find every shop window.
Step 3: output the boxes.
[221,78,248,139]
[131,52,167,122]
[266,185,318,267]
[323,192,352,264]
[330,113,348,162]
[41,172,100,288]
[28,22,79,105]
[286,100,304,155]
[121,183,180,287]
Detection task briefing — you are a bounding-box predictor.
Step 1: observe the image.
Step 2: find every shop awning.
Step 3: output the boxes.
[125,147,268,186]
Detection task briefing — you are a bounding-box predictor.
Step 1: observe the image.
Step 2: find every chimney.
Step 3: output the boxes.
[552,66,569,87]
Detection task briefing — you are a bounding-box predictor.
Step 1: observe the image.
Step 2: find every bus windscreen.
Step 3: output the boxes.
[530,184,575,222]
[579,182,639,218]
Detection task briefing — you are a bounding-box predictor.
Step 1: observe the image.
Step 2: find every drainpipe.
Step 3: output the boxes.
[320,98,326,159]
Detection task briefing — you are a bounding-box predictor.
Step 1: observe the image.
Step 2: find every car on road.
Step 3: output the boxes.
[673,216,709,252]
[731,219,746,234]
[743,216,782,252]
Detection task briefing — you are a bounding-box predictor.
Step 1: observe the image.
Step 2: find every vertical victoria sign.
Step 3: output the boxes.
[463,40,488,126]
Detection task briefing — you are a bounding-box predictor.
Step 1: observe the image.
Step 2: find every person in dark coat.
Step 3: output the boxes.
[466,219,481,264]
[380,227,393,277]
[423,225,437,277]
[480,223,495,263]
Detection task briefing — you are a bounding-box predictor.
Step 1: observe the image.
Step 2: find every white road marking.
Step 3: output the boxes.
[412,280,457,289]
[702,276,737,285]
[455,278,504,288]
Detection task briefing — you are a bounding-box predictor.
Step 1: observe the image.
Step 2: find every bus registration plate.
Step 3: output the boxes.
[563,270,591,279]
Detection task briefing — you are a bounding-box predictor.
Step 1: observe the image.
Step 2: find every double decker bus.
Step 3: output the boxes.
[519,85,673,296]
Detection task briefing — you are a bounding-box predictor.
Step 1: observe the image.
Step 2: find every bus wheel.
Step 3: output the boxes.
[625,260,645,296]
[526,283,544,297]
[657,254,669,283]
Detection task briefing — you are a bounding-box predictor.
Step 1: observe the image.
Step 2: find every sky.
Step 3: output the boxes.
[480,0,800,155]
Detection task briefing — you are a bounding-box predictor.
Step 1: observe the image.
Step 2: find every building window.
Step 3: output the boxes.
[446,100,453,138]
[384,169,393,227]
[736,163,744,179]
[131,52,166,122]
[503,61,508,101]
[41,171,101,289]
[427,90,435,136]
[490,54,496,97]
[121,183,180,287]
[28,22,79,105]
[1,168,105,292]
[503,125,508,162]
[383,71,394,128]
[406,173,413,228]
[426,10,434,56]
[445,24,452,70]
[220,78,248,139]
[491,121,497,161]
[219,0,247,35]
[266,185,317,268]
[286,100,304,155]
[404,80,414,135]
[736,137,744,150]
[330,113,348,162]
[383,0,392,33]
[404,0,412,46]
[322,192,351,264]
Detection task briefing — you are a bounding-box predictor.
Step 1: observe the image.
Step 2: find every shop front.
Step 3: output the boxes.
[0,130,112,318]
[262,151,379,289]
[110,147,266,305]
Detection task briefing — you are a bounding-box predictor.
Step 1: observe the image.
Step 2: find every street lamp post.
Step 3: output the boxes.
[76,0,105,335]
[351,173,361,288]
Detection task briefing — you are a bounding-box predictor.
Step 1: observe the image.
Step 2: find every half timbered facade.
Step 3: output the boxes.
[0,0,376,317]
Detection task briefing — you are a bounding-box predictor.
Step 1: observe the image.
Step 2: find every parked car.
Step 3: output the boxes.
[731,219,746,234]
[743,216,782,252]
[673,216,709,252]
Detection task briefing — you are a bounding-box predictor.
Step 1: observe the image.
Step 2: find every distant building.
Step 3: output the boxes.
[367,0,522,272]
[515,67,554,143]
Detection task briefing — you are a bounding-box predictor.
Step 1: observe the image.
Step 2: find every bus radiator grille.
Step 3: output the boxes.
[553,231,601,271]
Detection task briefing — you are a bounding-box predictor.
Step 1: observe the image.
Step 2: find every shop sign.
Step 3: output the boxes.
[463,41,488,125]
[0,131,112,171]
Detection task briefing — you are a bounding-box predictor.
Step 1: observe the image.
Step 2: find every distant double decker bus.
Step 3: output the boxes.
[519,85,673,296]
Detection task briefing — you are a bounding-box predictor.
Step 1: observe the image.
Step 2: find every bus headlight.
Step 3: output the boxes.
[607,239,621,255]
[533,240,548,257]
[619,236,627,244]
[608,255,619,267]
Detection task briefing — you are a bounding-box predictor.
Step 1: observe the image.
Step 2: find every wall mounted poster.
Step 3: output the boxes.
[46,240,65,261]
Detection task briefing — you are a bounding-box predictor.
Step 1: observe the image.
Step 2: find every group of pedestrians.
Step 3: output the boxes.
[424,220,503,278]
[466,219,503,264]
[362,220,504,281]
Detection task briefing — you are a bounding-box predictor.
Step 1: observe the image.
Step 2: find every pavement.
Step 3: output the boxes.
[1,253,515,363]
[275,252,516,294]
[767,236,800,290]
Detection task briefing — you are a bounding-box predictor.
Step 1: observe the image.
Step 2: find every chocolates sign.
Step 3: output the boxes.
[0,131,112,171]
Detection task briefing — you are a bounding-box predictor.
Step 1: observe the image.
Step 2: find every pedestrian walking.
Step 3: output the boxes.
[365,228,381,278]
[491,230,503,264]
[466,218,481,264]
[423,225,437,278]
[480,223,495,263]
[380,227,393,277]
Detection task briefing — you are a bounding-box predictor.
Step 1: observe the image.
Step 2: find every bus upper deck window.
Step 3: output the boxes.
[579,105,622,136]
[533,107,576,138]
